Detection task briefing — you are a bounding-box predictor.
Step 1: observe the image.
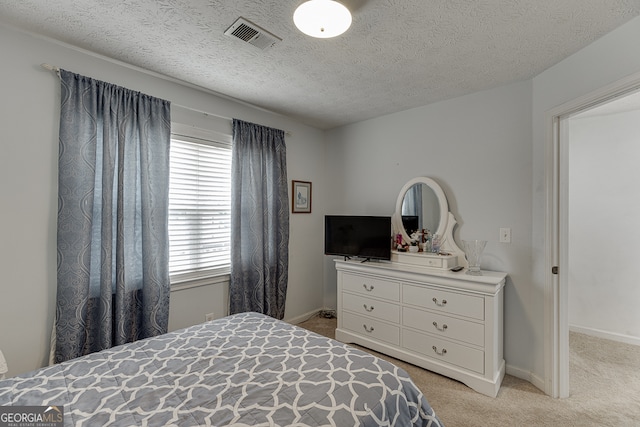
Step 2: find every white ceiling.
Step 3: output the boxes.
[1,0,640,129]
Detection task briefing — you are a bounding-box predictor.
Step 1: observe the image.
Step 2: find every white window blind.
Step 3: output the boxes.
[169,131,232,283]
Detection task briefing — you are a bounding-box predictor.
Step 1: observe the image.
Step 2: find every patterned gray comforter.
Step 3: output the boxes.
[0,312,442,426]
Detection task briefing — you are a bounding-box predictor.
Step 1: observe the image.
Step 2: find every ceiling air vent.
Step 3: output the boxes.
[224,17,281,50]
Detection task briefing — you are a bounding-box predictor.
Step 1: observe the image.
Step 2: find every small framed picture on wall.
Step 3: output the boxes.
[292,180,312,213]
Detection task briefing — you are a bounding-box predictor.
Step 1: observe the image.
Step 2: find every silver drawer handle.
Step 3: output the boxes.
[363,284,375,292]
[432,297,447,307]
[432,346,447,356]
[363,304,374,312]
[363,324,375,333]
[433,321,448,332]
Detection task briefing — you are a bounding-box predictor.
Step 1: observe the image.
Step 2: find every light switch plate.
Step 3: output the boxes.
[500,228,511,243]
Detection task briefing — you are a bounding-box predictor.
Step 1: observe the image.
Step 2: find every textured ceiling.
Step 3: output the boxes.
[1,0,640,129]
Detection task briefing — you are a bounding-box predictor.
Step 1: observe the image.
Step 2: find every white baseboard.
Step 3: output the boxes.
[569,324,640,347]
[506,364,546,394]
[504,327,640,399]
[529,372,546,393]
[286,308,324,325]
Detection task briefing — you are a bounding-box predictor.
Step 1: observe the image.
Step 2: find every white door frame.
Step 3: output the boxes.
[544,72,640,398]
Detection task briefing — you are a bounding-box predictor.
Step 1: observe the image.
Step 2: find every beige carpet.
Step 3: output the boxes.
[297,315,640,426]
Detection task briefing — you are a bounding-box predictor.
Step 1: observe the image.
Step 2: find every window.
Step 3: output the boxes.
[168,125,232,283]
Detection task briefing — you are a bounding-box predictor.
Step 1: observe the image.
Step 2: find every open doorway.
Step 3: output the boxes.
[547,80,640,398]
[564,91,640,398]
[565,91,640,346]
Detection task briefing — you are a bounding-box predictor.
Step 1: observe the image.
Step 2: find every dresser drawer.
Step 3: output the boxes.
[343,293,400,324]
[403,306,484,347]
[403,284,484,320]
[404,329,484,374]
[342,273,400,302]
[342,312,400,346]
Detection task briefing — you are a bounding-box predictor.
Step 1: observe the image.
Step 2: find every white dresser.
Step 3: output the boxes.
[335,259,507,397]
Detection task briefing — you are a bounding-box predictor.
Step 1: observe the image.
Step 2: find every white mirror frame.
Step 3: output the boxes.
[393,177,447,244]
[391,177,467,268]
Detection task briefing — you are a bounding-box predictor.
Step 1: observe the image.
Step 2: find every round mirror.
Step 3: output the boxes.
[393,177,448,245]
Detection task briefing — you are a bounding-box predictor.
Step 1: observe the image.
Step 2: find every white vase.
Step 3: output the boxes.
[462,240,487,275]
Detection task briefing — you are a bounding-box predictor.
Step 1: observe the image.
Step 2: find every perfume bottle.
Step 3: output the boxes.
[431,234,441,253]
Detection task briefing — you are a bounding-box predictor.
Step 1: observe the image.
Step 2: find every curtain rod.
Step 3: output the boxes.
[40,63,292,137]
[41,63,60,74]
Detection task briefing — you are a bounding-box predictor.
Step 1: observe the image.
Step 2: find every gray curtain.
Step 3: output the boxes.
[230,119,289,319]
[55,70,171,363]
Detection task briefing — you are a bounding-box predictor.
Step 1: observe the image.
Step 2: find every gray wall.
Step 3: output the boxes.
[0,23,326,377]
[531,15,640,386]
[324,79,534,379]
[324,14,640,390]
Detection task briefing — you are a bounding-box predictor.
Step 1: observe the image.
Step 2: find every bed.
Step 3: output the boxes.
[0,312,442,426]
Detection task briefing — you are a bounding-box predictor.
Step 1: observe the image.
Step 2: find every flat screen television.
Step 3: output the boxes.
[324,215,391,261]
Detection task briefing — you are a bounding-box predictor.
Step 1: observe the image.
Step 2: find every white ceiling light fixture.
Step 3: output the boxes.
[293,0,352,38]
